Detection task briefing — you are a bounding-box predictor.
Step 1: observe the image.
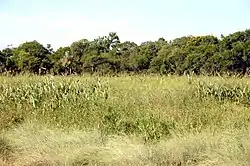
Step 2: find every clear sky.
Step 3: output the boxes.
[0,0,249,50]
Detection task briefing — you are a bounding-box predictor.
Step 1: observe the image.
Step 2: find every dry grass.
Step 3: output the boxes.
[1,74,250,165]
[2,121,250,166]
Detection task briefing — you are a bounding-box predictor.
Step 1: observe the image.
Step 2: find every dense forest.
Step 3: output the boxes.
[1,29,250,76]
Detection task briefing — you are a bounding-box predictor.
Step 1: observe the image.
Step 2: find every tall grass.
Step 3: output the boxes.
[1,75,250,165]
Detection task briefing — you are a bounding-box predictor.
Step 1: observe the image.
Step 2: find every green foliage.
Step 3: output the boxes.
[0,48,17,73]
[0,51,4,72]
[1,29,250,75]
[197,81,250,105]
[11,41,52,74]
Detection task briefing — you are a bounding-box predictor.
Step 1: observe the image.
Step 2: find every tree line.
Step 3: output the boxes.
[1,29,250,76]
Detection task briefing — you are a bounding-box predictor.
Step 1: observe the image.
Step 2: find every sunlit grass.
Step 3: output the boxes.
[1,74,250,165]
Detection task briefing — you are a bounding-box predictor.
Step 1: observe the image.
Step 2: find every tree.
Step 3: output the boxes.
[149,44,171,74]
[12,41,52,74]
[1,47,17,73]
[49,46,70,74]
[70,39,90,60]
[1,29,250,76]
[131,41,158,71]
[115,41,138,71]
[0,50,4,72]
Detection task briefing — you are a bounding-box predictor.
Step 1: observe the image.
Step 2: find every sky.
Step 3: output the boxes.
[0,0,249,50]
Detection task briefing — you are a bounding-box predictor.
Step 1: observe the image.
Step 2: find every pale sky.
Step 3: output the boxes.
[0,0,249,50]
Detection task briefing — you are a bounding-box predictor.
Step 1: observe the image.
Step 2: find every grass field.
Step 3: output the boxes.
[1,74,250,165]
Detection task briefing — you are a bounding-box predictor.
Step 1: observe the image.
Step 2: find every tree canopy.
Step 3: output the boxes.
[1,30,250,76]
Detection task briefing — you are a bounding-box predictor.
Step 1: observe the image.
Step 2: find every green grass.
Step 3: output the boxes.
[1,74,250,165]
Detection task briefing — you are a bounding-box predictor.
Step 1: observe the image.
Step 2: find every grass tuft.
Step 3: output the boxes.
[1,75,250,165]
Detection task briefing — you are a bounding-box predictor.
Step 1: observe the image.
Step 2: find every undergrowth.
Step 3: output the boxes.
[1,75,250,165]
